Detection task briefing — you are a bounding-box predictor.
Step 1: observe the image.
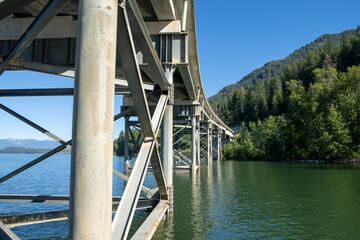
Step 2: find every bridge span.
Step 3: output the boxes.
[0,0,233,239]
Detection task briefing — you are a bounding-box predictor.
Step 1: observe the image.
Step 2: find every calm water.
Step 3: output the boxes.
[0,155,360,239]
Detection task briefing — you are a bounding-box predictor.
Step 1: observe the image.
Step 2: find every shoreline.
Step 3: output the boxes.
[225,158,360,164]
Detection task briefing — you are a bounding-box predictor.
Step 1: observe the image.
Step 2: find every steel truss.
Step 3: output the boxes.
[0,0,171,239]
[0,0,228,239]
[172,119,223,171]
[112,1,171,238]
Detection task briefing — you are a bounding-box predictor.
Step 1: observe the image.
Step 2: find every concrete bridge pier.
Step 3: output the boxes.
[124,115,130,173]
[191,116,197,174]
[0,0,235,238]
[161,64,175,211]
[196,121,201,170]
[207,123,213,165]
[69,0,118,239]
[217,129,222,161]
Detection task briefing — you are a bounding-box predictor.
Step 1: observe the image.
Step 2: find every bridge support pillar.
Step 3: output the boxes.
[191,116,197,173]
[124,115,130,173]
[196,121,201,169]
[216,129,222,162]
[207,125,213,164]
[161,64,174,211]
[69,0,118,239]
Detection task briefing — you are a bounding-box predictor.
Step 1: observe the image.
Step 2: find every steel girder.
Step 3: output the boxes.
[112,2,169,239]
[0,0,70,75]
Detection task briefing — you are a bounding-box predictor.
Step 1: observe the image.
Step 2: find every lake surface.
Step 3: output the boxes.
[0,154,360,239]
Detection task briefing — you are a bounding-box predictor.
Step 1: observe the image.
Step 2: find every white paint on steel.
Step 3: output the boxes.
[0,220,21,240]
[191,116,197,173]
[181,0,188,32]
[130,201,169,240]
[68,0,118,239]
[161,65,174,186]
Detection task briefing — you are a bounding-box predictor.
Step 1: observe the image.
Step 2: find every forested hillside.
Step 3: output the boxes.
[209,29,356,109]
[220,28,360,161]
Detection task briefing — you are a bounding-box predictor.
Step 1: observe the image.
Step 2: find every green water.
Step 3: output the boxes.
[2,155,360,239]
[153,161,360,239]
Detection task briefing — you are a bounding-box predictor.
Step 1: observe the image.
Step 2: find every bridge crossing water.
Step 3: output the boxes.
[0,0,233,239]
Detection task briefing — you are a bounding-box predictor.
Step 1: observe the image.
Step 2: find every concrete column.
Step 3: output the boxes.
[191,116,197,173]
[175,134,180,165]
[161,64,174,210]
[209,127,213,162]
[124,115,130,173]
[219,131,222,161]
[217,130,221,161]
[196,121,201,168]
[161,107,173,186]
[69,0,117,239]
[207,126,212,164]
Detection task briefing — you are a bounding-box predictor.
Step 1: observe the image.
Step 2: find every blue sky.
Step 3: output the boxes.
[1,0,360,140]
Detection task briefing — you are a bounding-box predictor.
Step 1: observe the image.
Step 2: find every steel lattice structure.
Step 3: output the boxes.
[0,0,233,239]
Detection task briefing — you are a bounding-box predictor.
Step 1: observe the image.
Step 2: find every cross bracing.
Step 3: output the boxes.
[0,0,233,239]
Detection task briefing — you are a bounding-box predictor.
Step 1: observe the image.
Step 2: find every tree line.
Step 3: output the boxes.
[221,28,360,161]
[113,129,141,156]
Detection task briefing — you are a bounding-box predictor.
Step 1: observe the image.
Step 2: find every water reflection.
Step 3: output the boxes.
[154,160,360,239]
[2,155,360,239]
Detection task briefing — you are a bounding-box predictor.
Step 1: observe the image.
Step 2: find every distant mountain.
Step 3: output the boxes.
[209,29,357,108]
[0,139,60,150]
[0,146,70,154]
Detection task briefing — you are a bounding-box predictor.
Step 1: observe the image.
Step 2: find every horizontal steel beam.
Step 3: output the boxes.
[6,59,156,91]
[0,199,158,228]
[0,16,77,40]
[0,195,69,203]
[0,0,37,21]
[0,195,156,205]
[0,0,70,74]
[0,87,136,97]
[0,16,181,40]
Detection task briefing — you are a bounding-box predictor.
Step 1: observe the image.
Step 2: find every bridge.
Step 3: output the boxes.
[0,0,233,239]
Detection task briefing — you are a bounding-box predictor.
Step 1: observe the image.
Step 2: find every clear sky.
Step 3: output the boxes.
[1,0,360,140]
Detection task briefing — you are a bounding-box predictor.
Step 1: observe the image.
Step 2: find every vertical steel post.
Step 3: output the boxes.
[207,126,212,165]
[69,0,118,239]
[124,115,130,173]
[217,130,221,161]
[209,126,213,162]
[219,132,222,161]
[191,116,197,173]
[196,121,201,168]
[161,64,174,210]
